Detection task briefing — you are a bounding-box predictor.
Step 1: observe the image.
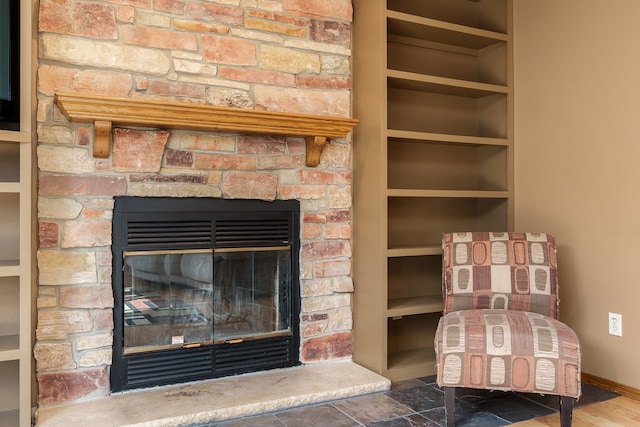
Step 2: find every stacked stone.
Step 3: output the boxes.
[34,0,354,406]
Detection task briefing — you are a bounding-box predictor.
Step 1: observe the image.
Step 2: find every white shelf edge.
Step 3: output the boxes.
[0,334,21,362]
[387,246,441,257]
[386,129,509,146]
[386,10,509,42]
[387,296,443,317]
[387,189,510,198]
[0,183,21,193]
[0,130,30,143]
[387,69,508,96]
[0,264,20,277]
[0,349,20,363]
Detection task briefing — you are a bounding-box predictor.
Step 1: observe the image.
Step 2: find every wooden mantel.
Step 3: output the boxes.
[54,92,359,167]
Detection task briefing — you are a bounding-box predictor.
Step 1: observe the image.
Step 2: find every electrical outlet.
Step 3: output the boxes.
[609,312,622,336]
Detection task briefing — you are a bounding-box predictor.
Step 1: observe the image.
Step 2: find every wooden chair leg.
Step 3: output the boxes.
[560,396,574,427]
[444,386,456,427]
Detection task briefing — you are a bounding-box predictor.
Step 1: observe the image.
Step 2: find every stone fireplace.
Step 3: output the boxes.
[34,0,355,409]
[111,196,301,391]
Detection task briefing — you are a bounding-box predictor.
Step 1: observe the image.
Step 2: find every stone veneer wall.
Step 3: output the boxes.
[34,0,354,407]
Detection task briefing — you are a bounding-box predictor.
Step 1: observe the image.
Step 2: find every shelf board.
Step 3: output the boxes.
[0,183,21,193]
[54,92,359,167]
[386,347,437,382]
[387,189,509,198]
[387,246,441,257]
[387,11,508,51]
[388,69,508,98]
[0,335,20,362]
[0,130,30,143]
[388,296,443,317]
[0,261,20,277]
[386,129,509,146]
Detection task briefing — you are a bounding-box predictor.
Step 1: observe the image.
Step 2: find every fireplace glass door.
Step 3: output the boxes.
[123,247,292,354]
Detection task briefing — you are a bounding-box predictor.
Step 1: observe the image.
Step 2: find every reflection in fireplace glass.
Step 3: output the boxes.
[123,247,291,354]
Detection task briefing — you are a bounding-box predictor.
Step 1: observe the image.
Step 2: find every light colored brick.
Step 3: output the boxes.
[260,45,320,74]
[34,342,77,371]
[170,133,236,151]
[329,185,351,208]
[206,86,254,108]
[254,85,350,117]
[38,198,83,219]
[302,278,334,297]
[321,55,350,75]
[245,17,307,38]
[173,58,218,76]
[302,293,350,313]
[37,145,96,174]
[60,285,114,309]
[39,65,133,97]
[315,259,351,278]
[174,19,229,34]
[230,27,284,43]
[79,349,113,367]
[134,9,171,27]
[41,33,171,75]
[38,251,97,286]
[36,309,94,340]
[76,333,113,351]
[328,307,352,332]
[37,126,75,145]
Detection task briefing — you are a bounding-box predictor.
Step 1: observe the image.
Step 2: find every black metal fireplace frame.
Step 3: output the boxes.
[111,197,301,392]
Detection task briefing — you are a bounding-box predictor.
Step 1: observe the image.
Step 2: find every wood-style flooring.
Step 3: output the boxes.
[513,396,640,426]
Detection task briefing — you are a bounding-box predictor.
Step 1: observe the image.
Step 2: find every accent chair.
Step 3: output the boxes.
[434,232,581,427]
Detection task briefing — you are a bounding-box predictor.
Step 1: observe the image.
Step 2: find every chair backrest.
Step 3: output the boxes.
[442,232,559,319]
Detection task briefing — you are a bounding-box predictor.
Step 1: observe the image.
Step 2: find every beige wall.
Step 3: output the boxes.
[514,0,640,388]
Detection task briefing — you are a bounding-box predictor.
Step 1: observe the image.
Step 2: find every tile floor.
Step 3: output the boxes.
[194,376,619,427]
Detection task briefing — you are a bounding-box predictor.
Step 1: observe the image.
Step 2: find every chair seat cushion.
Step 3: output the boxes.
[435,309,581,398]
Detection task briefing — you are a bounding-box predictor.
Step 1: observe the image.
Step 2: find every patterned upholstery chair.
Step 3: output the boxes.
[434,232,581,427]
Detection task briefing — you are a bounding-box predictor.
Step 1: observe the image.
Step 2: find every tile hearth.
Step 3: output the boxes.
[35,361,390,427]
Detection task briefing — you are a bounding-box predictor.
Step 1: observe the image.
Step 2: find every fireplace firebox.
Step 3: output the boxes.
[111,197,301,392]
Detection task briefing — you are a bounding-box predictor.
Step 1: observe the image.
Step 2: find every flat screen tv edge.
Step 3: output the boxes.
[0,0,21,131]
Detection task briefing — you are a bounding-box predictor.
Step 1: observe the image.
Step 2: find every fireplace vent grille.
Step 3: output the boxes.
[125,347,213,388]
[214,337,293,376]
[126,220,212,249]
[216,219,290,247]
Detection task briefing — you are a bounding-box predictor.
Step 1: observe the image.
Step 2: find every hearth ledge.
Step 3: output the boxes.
[54,92,359,167]
[34,361,390,427]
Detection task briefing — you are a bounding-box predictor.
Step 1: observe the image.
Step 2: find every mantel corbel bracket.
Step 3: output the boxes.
[305,136,328,168]
[54,92,358,167]
[93,120,112,158]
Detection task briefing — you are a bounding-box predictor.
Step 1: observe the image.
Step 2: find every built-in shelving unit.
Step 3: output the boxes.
[352,0,513,381]
[0,1,33,425]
